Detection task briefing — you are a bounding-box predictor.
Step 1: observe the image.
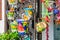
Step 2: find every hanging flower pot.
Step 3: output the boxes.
[8,0,15,5]
[10,21,18,32]
[36,22,47,32]
[17,19,29,36]
[18,23,25,36]
[7,11,14,20]
[23,8,33,16]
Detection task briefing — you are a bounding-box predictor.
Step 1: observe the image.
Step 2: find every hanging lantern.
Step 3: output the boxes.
[36,22,47,32]
[53,9,59,14]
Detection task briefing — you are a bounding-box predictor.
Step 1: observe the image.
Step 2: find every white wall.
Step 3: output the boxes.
[0,0,6,33]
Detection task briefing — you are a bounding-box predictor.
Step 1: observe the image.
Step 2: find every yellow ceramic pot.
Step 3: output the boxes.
[36,22,47,32]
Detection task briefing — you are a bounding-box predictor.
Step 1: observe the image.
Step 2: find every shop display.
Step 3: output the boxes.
[6,0,35,39]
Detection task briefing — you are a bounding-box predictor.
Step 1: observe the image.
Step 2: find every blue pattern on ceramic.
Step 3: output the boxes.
[18,32,25,36]
[23,8,33,16]
[24,26,27,30]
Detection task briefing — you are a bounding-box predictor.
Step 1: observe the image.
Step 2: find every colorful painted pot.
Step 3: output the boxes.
[17,19,28,34]
[10,21,18,32]
[8,0,15,5]
[18,23,25,36]
[7,11,14,20]
[36,22,47,32]
[16,19,28,26]
[23,8,33,16]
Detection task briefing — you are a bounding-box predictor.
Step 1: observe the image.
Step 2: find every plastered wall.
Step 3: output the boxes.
[0,0,6,33]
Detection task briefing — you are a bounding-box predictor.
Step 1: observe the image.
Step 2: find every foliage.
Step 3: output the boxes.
[0,31,20,40]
